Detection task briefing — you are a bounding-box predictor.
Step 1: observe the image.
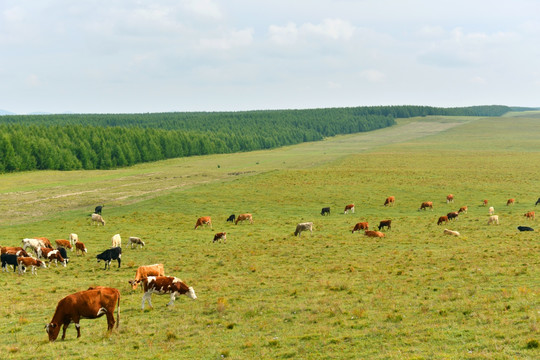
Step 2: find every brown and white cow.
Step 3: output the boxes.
[364,230,385,238]
[1,246,30,258]
[437,216,449,225]
[344,204,355,214]
[352,222,369,233]
[378,220,392,231]
[458,206,468,214]
[419,202,433,211]
[487,215,499,225]
[45,287,120,341]
[17,257,46,275]
[194,216,212,229]
[524,211,535,220]
[129,237,145,249]
[213,232,227,243]
[235,214,253,225]
[75,241,87,256]
[443,229,460,236]
[91,213,106,226]
[446,194,454,204]
[507,198,515,206]
[128,264,165,290]
[42,249,67,267]
[482,199,488,206]
[141,276,197,310]
[294,222,313,236]
[447,212,459,221]
[55,239,72,251]
[384,196,395,207]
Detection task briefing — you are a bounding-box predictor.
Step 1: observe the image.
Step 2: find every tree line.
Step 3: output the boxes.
[0,105,512,173]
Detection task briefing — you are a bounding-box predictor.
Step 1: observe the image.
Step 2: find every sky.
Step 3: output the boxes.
[1,0,540,114]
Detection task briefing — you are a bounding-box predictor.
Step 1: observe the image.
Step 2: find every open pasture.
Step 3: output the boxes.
[0,114,539,359]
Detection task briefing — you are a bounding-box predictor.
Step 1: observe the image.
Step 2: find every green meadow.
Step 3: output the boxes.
[1,113,539,359]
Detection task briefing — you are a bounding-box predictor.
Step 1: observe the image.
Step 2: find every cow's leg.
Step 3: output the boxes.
[61,321,71,340]
[105,312,115,331]
[166,293,176,306]
[104,261,109,270]
[117,257,121,268]
[142,292,153,309]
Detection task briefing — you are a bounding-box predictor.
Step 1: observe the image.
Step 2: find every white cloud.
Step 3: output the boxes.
[360,69,386,83]
[183,0,222,19]
[199,28,254,50]
[269,18,355,45]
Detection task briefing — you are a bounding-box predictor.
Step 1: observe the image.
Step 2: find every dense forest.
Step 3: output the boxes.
[0,105,513,172]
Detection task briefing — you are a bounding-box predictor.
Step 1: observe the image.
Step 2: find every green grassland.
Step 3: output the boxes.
[1,114,539,359]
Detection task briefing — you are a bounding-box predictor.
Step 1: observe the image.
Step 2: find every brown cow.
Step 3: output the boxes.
[194,216,212,229]
[437,216,449,225]
[55,239,72,251]
[235,214,253,225]
[507,198,515,206]
[45,287,120,341]
[213,232,227,243]
[351,222,369,233]
[128,264,165,290]
[524,211,535,220]
[446,194,454,204]
[75,241,87,256]
[364,230,385,238]
[141,276,197,309]
[458,206,468,214]
[419,202,433,211]
[17,257,46,275]
[378,220,392,231]
[482,199,488,206]
[384,196,395,207]
[447,212,459,221]
[344,204,355,214]
[1,246,30,257]
[35,237,53,249]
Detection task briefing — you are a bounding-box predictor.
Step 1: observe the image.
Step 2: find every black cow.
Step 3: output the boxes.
[1,253,19,272]
[58,247,69,264]
[536,198,540,206]
[96,247,121,270]
[517,226,534,232]
[94,205,104,215]
[321,207,330,216]
[226,214,236,223]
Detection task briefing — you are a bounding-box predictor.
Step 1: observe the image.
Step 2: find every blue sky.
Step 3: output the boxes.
[1,0,539,114]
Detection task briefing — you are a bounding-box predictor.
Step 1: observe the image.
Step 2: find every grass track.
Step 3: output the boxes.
[1,114,540,359]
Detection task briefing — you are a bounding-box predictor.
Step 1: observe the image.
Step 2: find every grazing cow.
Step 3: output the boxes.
[94,205,104,215]
[213,232,227,243]
[447,212,459,221]
[384,196,395,207]
[194,216,212,230]
[141,276,197,310]
[443,229,460,236]
[55,239,72,250]
[35,237,53,249]
[129,237,145,249]
[321,207,331,216]
[489,207,495,215]
[21,238,44,257]
[17,257,46,275]
[378,220,392,231]
[45,286,120,341]
[446,194,454,204]
[536,198,540,206]
[294,222,313,236]
[507,198,515,206]
[1,246,30,258]
[96,247,122,270]
[1,253,19,272]
[111,234,122,248]
[524,211,535,220]
[91,213,106,226]
[344,204,355,214]
[352,222,369,233]
[419,202,433,211]
[458,206,468,214]
[45,249,67,267]
[364,230,385,238]
[75,241,87,255]
[69,233,78,247]
[517,226,534,232]
[226,214,236,223]
[58,247,69,262]
[235,213,253,225]
[482,199,488,206]
[487,215,499,225]
[128,264,165,290]
[437,216,449,225]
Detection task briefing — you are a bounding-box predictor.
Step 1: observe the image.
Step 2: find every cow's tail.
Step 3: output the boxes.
[116,290,120,328]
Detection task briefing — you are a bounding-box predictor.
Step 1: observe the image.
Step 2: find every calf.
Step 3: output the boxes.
[1,253,19,272]
[447,212,459,221]
[129,264,165,290]
[75,241,88,256]
[45,286,119,341]
[91,213,106,226]
[524,211,535,220]
[226,214,236,223]
[352,222,369,233]
[487,215,499,225]
[111,234,122,248]
[213,232,227,243]
[443,229,460,236]
[129,237,145,249]
[321,207,331,216]
[517,226,534,232]
[194,216,212,229]
[55,239,72,251]
[378,220,392,231]
[364,230,385,238]
[235,213,253,225]
[96,247,122,270]
[344,204,355,214]
[384,196,395,207]
[141,276,197,310]
[294,222,313,236]
[458,206,468,214]
[17,257,46,275]
[437,216,449,225]
[419,202,433,211]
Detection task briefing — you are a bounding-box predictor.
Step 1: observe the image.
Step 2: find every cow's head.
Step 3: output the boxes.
[187,287,197,300]
[45,323,60,341]
[38,260,47,268]
[128,279,138,290]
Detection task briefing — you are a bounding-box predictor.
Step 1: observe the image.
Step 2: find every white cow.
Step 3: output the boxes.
[69,233,78,248]
[112,234,122,248]
[487,215,499,225]
[129,237,145,249]
[91,213,106,226]
[443,229,460,236]
[21,238,43,257]
[489,207,495,215]
[294,222,313,236]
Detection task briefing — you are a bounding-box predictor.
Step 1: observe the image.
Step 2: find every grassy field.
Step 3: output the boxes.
[1,114,539,359]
